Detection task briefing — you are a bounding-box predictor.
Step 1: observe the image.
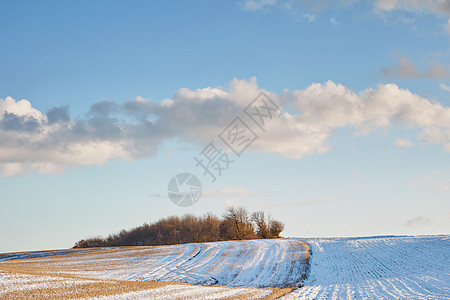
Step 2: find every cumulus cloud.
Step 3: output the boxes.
[404,216,432,227]
[0,96,171,176]
[381,55,449,80]
[289,80,450,130]
[394,138,415,148]
[1,78,450,177]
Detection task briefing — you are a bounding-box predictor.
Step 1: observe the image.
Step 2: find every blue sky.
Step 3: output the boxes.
[0,0,449,253]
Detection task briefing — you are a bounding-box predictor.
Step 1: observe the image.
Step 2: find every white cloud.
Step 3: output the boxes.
[241,0,277,11]
[0,96,45,121]
[404,216,431,227]
[303,13,316,22]
[290,80,450,129]
[242,0,450,16]
[381,55,449,80]
[394,138,415,148]
[375,0,450,16]
[440,83,450,91]
[289,80,450,153]
[241,0,357,13]
[419,127,450,151]
[330,18,339,25]
[241,0,450,33]
[1,78,449,177]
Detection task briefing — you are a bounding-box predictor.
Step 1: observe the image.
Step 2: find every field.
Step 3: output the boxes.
[0,239,308,299]
[1,235,449,299]
[284,235,450,299]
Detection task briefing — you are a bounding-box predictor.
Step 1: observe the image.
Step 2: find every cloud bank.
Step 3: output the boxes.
[1,78,449,176]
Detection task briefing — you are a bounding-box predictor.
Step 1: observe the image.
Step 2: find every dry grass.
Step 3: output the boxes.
[0,246,164,276]
[263,287,294,300]
[0,268,287,300]
[0,265,285,300]
[0,240,311,299]
[1,277,170,299]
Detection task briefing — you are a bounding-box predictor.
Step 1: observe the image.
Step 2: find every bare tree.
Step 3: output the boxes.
[74,206,284,248]
[219,218,235,240]
[251,211,270,238]
[223,206,255,240]
[199,213,221,242]
[269,220,285,238]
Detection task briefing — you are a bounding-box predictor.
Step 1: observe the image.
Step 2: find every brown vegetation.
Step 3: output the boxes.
[0,263,294,300]
[74,206,284,248]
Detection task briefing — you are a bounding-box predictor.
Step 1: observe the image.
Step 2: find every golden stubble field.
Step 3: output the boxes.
[0,239,310,299]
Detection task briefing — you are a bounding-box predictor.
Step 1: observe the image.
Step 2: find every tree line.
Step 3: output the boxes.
[73,206,285,248]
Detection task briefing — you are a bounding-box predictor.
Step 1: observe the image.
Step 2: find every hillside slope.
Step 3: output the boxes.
[0,239,309,299]
[283,235,450,299]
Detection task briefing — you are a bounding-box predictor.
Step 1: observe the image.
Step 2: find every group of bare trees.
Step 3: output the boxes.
[73,206,284,248]
[250,209,284,239]
[220,207,284,240]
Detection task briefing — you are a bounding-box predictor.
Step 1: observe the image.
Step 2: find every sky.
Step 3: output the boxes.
[0,0,449,253]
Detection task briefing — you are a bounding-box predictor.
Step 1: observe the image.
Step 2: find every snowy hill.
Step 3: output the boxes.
[1,235,449,299]
[284,235,450,299]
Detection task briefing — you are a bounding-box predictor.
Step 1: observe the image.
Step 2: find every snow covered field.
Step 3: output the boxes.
[1,236,448,299]
[0,239,307,299]
[0,272,274,299]
[89,284,274,300]
[0,249,96,262]
[284,235,450,299]
[2,239,309,288]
